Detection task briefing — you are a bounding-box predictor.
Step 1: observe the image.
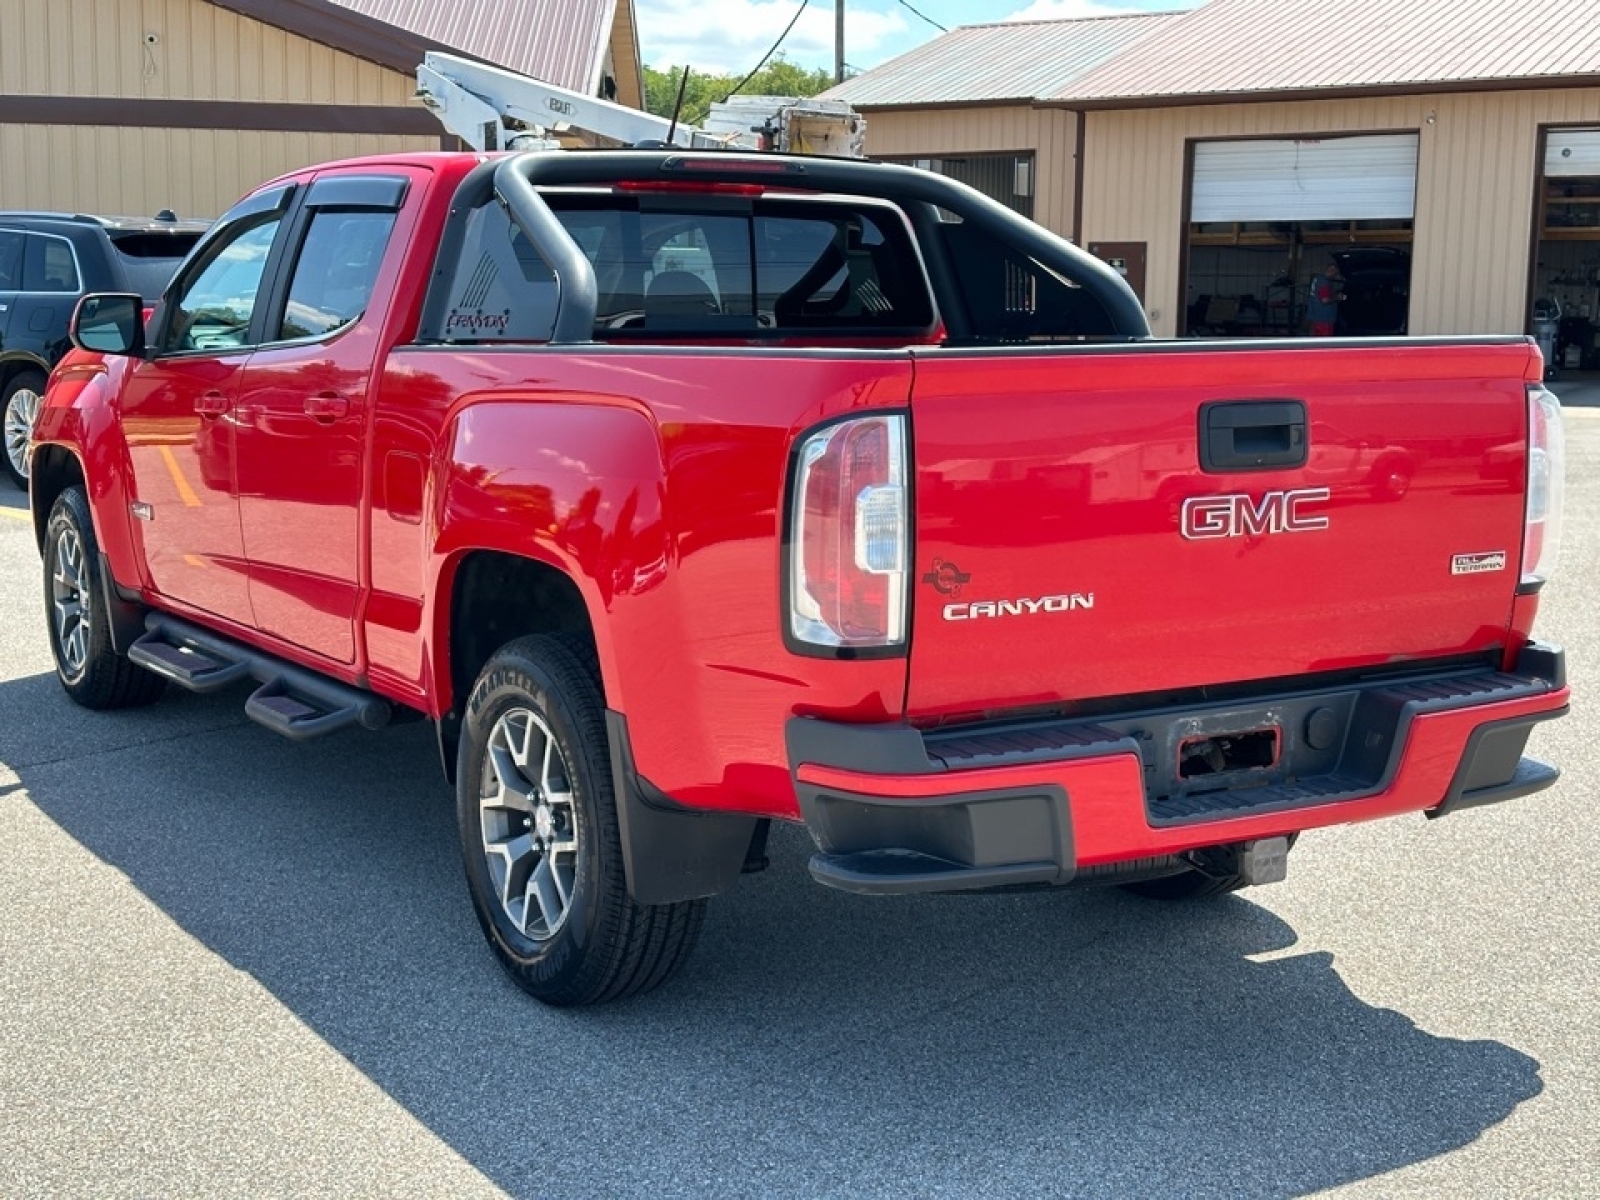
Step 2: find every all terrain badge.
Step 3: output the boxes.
[1451,551,1507,575]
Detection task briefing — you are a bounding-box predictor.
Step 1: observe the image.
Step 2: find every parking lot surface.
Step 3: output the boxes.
[2,401,1598,1199]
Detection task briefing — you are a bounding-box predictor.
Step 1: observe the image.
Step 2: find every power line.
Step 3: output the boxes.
[723,0,810,102]
[897,0,946,32]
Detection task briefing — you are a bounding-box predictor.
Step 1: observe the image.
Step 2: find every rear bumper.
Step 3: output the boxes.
[787,646,1568,895]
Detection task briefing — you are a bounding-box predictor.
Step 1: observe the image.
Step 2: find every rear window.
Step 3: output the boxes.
[436,193,933,343]
[108,230,203,303]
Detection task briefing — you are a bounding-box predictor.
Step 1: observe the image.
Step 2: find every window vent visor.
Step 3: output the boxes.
[790,415,908,652]
[1523,385,1566,587]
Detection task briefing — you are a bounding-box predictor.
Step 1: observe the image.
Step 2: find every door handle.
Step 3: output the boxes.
[304,392,349,421]
[194,390,231,417]
[1199,400,1308,472]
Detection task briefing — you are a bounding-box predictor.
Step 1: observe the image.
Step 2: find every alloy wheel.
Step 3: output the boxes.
[4,385,41,480]
[479,706,580,940]
[51,525,93,681]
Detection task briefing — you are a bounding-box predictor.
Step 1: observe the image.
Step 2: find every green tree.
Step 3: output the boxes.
[643,56,837,128]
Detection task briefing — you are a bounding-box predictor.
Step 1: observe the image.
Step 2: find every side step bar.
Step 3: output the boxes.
[128,613,391,741]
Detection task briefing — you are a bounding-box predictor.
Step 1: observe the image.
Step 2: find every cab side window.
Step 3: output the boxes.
[161,216,283,354]
[275,209,397,341]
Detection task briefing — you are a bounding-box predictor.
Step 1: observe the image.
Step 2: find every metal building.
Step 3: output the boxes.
[827,0,1600,347]
[0,0,644,219]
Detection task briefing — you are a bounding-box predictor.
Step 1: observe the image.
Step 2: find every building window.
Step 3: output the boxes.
[885,153,1035,220]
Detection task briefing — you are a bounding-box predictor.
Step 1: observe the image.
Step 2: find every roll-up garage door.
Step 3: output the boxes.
[1191,134,1419,223]
[1546,128,1600,177]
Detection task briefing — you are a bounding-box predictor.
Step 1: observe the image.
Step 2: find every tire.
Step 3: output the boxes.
[43,486,167,709]
[3,370,46,489]
[457,634,705,1006]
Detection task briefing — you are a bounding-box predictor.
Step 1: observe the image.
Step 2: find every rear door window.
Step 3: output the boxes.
[22,234,81,293]
[434,194,933,342]
[0,230,21,291]
[274,209,397,341]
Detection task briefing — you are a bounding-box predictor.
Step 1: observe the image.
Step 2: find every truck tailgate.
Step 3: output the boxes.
[905,341,1535,722]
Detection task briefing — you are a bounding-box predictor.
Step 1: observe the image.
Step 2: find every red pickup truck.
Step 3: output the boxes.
[32,150,1569,1006]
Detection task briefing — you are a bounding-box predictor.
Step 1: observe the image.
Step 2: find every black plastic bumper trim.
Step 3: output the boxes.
[788,647,1567,849]
[1427,707,1566,819]
[796,782,1074,896]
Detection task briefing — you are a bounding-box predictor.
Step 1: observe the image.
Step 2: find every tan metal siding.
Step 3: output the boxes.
[864,106,1079,238]
[0,124,430,218]
[1082,88,1600,336]
[0,0,415,104]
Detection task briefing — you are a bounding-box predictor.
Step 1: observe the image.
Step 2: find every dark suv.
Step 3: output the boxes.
[0,212,207,487]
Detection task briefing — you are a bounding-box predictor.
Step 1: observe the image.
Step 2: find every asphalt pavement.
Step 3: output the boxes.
[2,401,1598,1199]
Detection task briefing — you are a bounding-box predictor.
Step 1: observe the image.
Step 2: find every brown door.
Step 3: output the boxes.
[1089,241,1146,304]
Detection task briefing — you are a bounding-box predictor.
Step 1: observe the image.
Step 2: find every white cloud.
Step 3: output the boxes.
[636,0,909,74]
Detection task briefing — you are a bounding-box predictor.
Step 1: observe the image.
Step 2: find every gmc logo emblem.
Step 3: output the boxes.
[1180,487,1331,540]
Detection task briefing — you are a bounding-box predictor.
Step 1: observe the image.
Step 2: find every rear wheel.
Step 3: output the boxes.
[457,634,705,1006]
[3,370,46,489]
[43,486,166,709]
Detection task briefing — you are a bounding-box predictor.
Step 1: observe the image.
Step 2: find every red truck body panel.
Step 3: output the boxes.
[370,347,915,815]
[904,341,1540,722]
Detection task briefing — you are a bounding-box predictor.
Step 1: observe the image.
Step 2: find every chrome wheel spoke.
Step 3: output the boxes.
[479,705,581,942]
[67,624,88,672]
[487,743,536,813]
[528,857,563,933]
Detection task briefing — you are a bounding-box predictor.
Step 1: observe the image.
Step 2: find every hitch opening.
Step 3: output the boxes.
[1179,727,1280,778]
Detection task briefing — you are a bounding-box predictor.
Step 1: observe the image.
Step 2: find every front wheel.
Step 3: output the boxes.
[457,634,705,1006]
[3,370,46,489]
[43,486,166,709]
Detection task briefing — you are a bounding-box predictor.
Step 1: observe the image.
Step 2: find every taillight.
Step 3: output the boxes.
[1522,384,1566,587]
[789,414,908,651]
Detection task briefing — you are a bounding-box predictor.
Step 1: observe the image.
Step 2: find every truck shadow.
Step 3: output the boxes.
[5,673,1541,1200]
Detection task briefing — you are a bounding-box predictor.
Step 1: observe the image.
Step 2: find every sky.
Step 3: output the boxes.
[634,0,1206,76]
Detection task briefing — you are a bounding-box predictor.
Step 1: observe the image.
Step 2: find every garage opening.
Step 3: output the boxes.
[1531,127,1600,379]
[887,153,1035,219]
[1183,134,1416,338]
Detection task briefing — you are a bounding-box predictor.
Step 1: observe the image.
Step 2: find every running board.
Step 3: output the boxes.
[129,613,391,741]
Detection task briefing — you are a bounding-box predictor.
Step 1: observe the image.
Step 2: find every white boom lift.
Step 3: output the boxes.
[416,52,866,158]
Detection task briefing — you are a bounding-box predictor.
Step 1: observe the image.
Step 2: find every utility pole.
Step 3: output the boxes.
[835,0,845,84]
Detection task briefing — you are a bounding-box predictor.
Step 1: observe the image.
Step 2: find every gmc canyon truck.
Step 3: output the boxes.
[32,150,1569,1006]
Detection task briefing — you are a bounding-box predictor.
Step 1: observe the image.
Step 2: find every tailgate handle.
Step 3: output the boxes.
[1200,400,1307,472]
